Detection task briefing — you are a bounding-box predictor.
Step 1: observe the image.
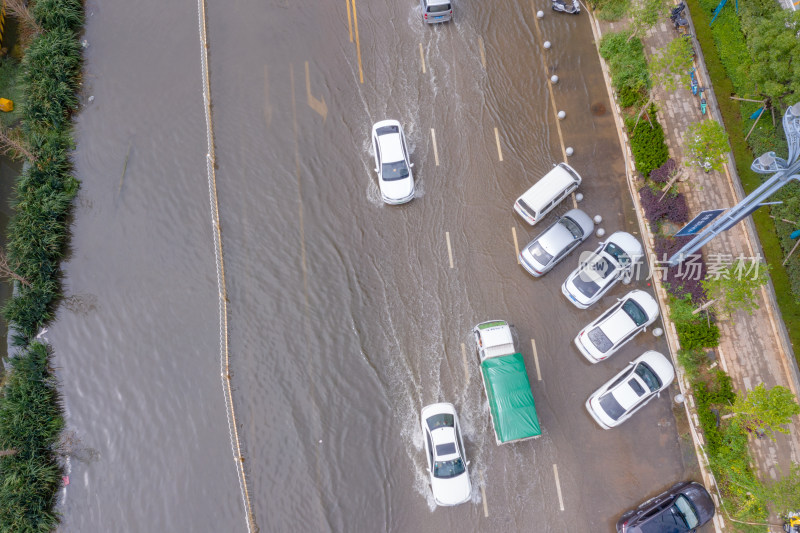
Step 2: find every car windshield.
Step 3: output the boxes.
[587,326,613,353]
[560,216,584,239]
[426,413,454,430]
[572,275,600,298]
[382,160,409,181]
[622,299,648,326]
[434,458,465,479]
[428,3,451,12]
[529,242,553,265]
[599,391,626,420]
[605,241,632,265]
[635,362,662,393]
[672,495,700,529]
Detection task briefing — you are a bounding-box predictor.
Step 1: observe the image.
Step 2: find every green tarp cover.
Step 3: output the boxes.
[481,353,541,443]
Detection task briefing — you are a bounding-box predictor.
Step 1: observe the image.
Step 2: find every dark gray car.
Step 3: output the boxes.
[616,481,715,532]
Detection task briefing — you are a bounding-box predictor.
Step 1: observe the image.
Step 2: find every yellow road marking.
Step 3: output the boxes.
[553,464,565,511]
[419,43,426,73]
[479,471,489,517]
[431,128,439,166]
[494,127,503,161]
[478,36,487,68]
[351,0,364,83]
[531,339,541,381]
[446,231,454,268]
[346,0,353,42]
[304,61,328,120]
[461,343,469,381]
[531,0,567,162]
[512,227,520,263]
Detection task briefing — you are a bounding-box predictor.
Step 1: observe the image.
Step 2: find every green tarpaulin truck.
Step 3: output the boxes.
[473,320,541,445]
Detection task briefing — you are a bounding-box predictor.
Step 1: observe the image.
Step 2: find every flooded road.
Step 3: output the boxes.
[51,0,698,531]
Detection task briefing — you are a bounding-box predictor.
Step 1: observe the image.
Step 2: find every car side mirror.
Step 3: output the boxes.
[374,168,379,173]
[467,460,471,466]
[657,391,661,398]
[409,162,414,168]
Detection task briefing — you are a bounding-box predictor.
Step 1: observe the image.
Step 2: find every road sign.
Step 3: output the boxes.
[674,209,726,237]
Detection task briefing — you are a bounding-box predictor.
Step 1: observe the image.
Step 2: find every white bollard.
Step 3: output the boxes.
[557,110,566,120]
[596,228,605,237]
[575,192,584,202]
[593,215,602,225]
[674,394,685,404]
[551,75,559,84]
[537,10,544,18]
[565,146,573,156]
[653,327,664,337]
[544,41,551,49]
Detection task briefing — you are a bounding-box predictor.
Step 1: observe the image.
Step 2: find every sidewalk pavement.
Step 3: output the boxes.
[590,6,800,529]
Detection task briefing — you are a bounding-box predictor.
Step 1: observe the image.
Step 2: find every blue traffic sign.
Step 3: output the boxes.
[674,209,726,237]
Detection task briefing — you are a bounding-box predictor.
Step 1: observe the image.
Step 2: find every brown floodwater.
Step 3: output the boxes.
[50,0,700,531]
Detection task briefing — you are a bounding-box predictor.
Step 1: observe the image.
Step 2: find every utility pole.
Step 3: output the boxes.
[668,102,800,266]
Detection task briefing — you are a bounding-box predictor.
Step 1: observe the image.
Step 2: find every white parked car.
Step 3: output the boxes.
[519,208,595,277]
[574,290,660,363]
[371,120,415,205]
[421,402,471,506]
[586,351,675,429]
[561,231,643,309]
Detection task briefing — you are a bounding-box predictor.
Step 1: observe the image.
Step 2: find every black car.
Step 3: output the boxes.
[616,481,715,532]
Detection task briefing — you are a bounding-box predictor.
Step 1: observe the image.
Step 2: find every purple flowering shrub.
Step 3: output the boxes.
[639,185,689,224]
[649,158,677,183]
[653,235,707,303]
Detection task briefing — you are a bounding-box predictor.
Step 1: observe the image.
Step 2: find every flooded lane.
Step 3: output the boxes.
[51,0,695,531]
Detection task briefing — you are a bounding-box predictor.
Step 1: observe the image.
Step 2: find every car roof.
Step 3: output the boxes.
[627,290,660,319]
[518,163,581,212]
[373,120,405,163]
[637,351,675,384]
[537,221,575,254]
[599,306,637,343]
[605,231,644,257]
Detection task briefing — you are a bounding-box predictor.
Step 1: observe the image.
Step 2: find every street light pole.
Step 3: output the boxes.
[667,102,800,266]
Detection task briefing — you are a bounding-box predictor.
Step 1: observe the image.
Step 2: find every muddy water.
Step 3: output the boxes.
[51,0,692,532]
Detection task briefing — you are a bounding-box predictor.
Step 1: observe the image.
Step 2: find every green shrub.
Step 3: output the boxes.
[593,0,630,21]
[599,31,649,109]
[676,318,720,350]
[32,0,85,34]
[0,343,65,533]
[677,348,706,381]
[625,110,669,178]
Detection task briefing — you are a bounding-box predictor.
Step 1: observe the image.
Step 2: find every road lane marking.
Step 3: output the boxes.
[446,231,454,268]
[431,128,439,166]
[346,0,353,42]
[494,127,503,161]
[478,36,487,68]
[479,470,489,517]
[419,43,426,73]
[305,61,328,120]
[512,227,520,264]
[461,343,469,381]
[350,0,364,83]
[553,464,565,511]
[531,0,567,162]
[531,339,542,381]
[572,191,577,209]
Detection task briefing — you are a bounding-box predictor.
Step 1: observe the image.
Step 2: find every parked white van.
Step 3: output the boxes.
[513,163,582,226]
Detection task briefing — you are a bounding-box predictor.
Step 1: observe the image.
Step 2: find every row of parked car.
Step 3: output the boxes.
[372,113,714,528]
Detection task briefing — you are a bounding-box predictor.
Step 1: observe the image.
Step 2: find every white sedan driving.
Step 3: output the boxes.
[574,289,660,363]
[421,402,471,506]
[586,351,675,429]
[561,231,643,309]
[371,120,415,204]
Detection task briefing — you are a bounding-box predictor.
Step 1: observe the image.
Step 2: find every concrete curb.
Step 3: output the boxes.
[585,10,725,532]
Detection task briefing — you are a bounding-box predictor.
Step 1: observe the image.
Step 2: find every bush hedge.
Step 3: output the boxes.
[0,0,85,530]
[625,111,669,179]
[598,30,649,109]
[639,185,689,224]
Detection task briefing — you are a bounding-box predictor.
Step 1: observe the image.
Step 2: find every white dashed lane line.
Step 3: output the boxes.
[419,43,426,73]
[494,127,503,161]
[553,464,565,511]
[531,338,541,381]
[512,227,520,263]
[460,343,469,382]
[478,36,487,69]
[431,128,439,166]
[479,470,489,517]
[446,231,454,269]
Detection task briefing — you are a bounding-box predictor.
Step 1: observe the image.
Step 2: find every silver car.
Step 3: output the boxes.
[519,208,594,277]
[420,0,453,23]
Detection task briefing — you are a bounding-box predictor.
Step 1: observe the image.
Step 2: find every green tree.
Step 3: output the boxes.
[633,35,694,127]
[627,0,667,43]
[730,384,800,440]
[702,258,770,319]
[739,10,800,110]
[684,119,731,173]
[766,463,800,514]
